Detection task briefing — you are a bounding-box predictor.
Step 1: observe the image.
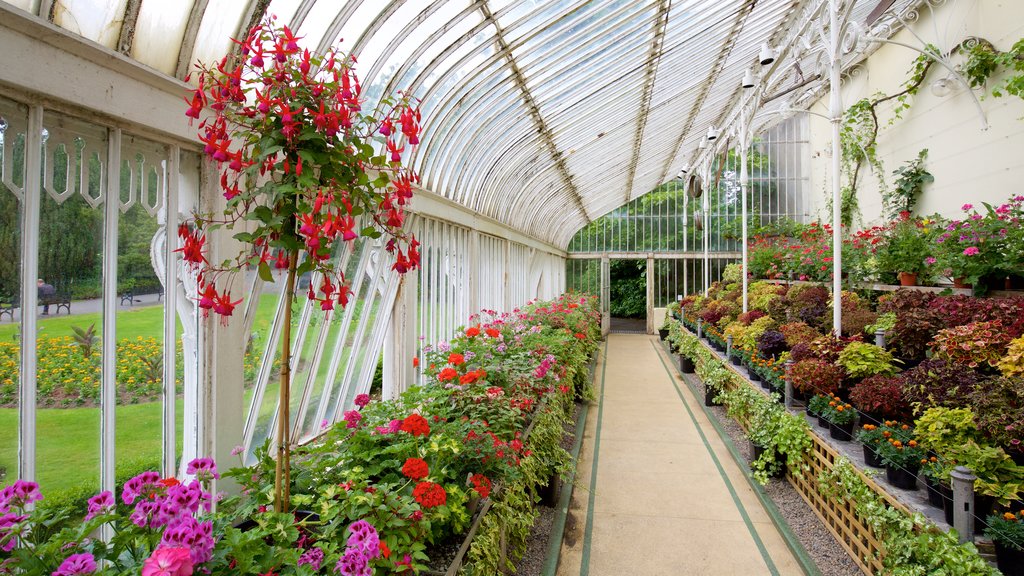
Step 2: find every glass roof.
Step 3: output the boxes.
[2,0,917,247]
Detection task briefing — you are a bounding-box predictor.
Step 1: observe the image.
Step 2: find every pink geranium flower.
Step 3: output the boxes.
[142,548,193,576]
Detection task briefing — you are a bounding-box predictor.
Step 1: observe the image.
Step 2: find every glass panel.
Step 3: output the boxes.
[266,0,303,26]
[115,133,171,478]
[133,0,196,75]
[191,0,249,72]
[52,0,129,49]
[0,96,26,488]
[34,112,106,496]
[296,0,354,53]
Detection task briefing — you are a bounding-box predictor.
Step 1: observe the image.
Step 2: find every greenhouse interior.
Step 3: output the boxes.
[1,0,1024,574]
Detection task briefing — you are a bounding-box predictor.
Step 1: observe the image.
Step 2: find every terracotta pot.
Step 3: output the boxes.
[898,272,918,287]
[953,276,971,289]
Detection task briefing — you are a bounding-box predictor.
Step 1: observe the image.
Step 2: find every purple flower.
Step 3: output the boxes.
[346,520,380,558]
[298,547,325,571]
[231,445,244,456]
[961,203,973,211]
[335,547,371,576]
[0,513,27,552]
[186,458,219,482]
[963,246,980,256]
[925,256,937,265]
[52,552,97,576]
[122,471,161,505]
[343,410,362,429]
[0,480,43,511]
[85,491,114,521]
[160,516,214,564]
[354,393,371,408]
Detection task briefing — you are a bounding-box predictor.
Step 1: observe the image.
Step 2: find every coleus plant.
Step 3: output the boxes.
[181,17,423,512]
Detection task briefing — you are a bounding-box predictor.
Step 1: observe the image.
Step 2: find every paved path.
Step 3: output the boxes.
[557,333,805,576]
[0,293,165,324]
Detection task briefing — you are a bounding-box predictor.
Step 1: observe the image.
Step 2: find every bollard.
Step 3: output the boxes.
[784,359,795,409]
[874,328,886,349]
[726,335,733,358]
[697,318,703,339]
[950,466,977,543]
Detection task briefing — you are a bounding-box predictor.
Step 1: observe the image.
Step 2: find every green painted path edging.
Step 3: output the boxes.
[578,339,608,576]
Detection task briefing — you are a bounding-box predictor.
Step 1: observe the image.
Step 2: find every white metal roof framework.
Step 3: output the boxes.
[2,0,924,249]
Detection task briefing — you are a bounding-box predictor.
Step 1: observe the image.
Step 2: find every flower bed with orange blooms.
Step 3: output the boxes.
[0,294,600,575]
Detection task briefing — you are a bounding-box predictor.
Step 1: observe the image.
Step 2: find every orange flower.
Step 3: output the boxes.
[892,440,903,448]
[836,405,845,412]
[908,440,917,448]
[883,431,891,438]
[1005,512,1018,521]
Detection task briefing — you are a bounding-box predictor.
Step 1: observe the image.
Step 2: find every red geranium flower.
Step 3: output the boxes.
[469,474,492,499]
[465,326,480,337]
[400,414,430,437]
[437,367,458,382]
[413,481,446,508]
[401,457,429,480]
[448,353,465,366]
[485,328,500,338]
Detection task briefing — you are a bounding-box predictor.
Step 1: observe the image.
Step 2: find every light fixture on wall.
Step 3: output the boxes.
[707,126,719,141]
[759,43,776,66]
[742,68,756,89]
[698,138,707,150]
[930,75,958,98]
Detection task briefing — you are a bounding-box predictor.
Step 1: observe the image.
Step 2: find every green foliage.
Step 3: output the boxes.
[818,458,997,575]
[609,260,646,318]
[962,37,1024,101]
[69,323,98,360]
[836,341,899,378]
[887,149,933,219]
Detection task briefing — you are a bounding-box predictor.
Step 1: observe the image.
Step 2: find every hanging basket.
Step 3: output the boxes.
[687,174,703,198]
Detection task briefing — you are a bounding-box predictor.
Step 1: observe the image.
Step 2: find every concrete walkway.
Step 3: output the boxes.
[557,333,805,576]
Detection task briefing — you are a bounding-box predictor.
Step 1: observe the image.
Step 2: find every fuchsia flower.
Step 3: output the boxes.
[84,491,114,521]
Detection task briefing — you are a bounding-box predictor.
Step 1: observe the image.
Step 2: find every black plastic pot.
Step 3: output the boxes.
[730,355,742,366]
[752,443,786,478]
[747,368,761,382]
[995,541,1024,576]
[829,421,853,442]
[816,414,829,428]
[925,477,945,508]
[658,329,669,340]
[705,387,721,406]
[862,444,884,468]
[885,465,919,490]
[680,356,695,374]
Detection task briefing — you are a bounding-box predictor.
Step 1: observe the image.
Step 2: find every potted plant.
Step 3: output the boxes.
[931,320,1012,371]
[183,18,422,512]
[849,374,911,424]
[808,394,831,428]
[789,358,843,399]
[875,423,925,490]
[823,395,857,441]
[969,375,1024,465]
[675,330,699,374]
[920,454,946,508]
[984,510,1024,576]
[836,341,900,380]
[855,423,886,468]
[877,212,933,286]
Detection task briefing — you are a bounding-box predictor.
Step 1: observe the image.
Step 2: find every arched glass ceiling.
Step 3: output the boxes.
[2,0,919,247]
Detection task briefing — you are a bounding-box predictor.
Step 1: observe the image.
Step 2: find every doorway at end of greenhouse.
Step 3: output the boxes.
[609,259,647,333]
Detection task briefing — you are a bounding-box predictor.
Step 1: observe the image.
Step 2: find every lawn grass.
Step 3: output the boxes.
[0,398,183,493]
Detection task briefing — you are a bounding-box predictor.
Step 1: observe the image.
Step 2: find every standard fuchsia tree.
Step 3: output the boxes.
[181,17,422,512]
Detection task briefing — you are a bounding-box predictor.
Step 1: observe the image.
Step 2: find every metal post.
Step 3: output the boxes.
[874,328,886,349]
[950,466,977,543]
[726,334,733,358]
[784,359,795,409]
[740,110,749,314]
[697,318,703,339]
[829,0,844,336]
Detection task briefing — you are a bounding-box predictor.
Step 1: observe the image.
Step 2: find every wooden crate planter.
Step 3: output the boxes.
[691,339,911,576]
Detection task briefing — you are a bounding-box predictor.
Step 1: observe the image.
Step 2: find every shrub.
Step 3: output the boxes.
[931,320,1012,370]
[738,310,767,326]
[877,288,935,315]
[779,321,821,347]
[998,335,1024,378]
[808,333,857,364]
[968,375,1024,457]
[929,295,1024,336]
[785,285,830,325]
[789,359,843,396]
[849,375,911,421]
[887,307,941,361]
[756,330,788,359]
[788,342,814,363]
[737,315,776,349]
[837,341,900,379]
[899,359,979,412]
[830,291,878,338]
